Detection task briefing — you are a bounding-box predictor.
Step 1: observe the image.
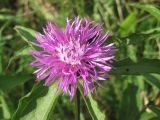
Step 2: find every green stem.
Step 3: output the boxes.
[75,89,80,120]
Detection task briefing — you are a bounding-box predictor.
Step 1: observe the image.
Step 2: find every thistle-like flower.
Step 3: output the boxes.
[31,17,115,99]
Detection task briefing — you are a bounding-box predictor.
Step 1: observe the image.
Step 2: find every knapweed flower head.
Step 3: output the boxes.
[31,17,115,99]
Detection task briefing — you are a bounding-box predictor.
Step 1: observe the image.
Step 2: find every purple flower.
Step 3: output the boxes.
[30,17,115,99]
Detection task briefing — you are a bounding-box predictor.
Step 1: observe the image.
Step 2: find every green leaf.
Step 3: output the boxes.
[0,75,31,91]
[78,84,106,120]
[127,44,137,62]
[0,15,22,22]
[12,81,60,120]
[148,105,160,116]
[0,15,14,21]
[141,27,160,34]
[119,83,140,120]
[6,46,32,70]
[121,32,160,45]
[112,58,160,75]
[0,20,12,74]
[130,76,144,110]
[15,47,31,56]
[0,94,11,119]
[144,74,160,90]
[140,112,157,120]
[118,11,137,37]
[132,4,160,22]
[14,26,36,44]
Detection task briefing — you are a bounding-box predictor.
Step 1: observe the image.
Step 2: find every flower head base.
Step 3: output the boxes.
[31,17,115,99]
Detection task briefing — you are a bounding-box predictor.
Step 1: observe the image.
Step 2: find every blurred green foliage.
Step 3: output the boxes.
[0,0,160,120]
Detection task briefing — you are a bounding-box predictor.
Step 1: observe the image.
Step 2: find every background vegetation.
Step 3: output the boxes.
[0,0,160,120]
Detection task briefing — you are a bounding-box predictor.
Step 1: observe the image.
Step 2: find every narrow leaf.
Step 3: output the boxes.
[12,81,60,120]
[14,26,36,43]
[118,11,137,37]
[78,84,106,120]
[133,4,160,21]
[0,95,11,119]
[144,74,160,90]
[148,105,160,116]
[122,32,160,45]
[0,75,31,91]
[140,112,157,120]
[119,84,140,120]
[0,21,12,74]
[112,58,160,75]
